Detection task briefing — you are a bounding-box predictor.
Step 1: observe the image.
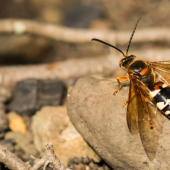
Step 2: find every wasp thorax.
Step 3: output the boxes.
[119,55,136,70]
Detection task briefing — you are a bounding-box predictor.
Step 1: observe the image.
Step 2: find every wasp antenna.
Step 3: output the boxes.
[126,17,141,55]
[92,38,125,56]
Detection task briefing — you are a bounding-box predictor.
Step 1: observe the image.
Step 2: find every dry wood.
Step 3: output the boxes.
[0,19,170,44]
[0,56,119,87]
[0,143,69,170]
[0,144,31,170]
[0,19,169,88]
[0,48,169,88]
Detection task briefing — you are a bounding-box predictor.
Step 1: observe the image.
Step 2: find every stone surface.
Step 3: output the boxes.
[67,76,170,170]
[31,106,89,165]
[8,78,65,116]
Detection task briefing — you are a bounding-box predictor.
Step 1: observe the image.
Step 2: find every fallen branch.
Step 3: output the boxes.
[44,143,69,170]
[0,48,169,88]
[0,144,31,170]
[30,144,69,170]
[0,19,170,44]
[0,56,119,87]
[29,156,46,170]
[0,143,69,170]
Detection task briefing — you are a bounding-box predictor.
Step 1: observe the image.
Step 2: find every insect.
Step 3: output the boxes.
[92,18,170,160]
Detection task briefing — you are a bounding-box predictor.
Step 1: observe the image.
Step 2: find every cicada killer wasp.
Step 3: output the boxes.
[92,18,170,160]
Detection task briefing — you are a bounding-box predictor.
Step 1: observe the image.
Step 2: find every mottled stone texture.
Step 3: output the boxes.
[31,106,88,165]
[67,76,170,170]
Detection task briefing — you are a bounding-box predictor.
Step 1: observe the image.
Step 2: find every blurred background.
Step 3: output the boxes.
[0,0,170,169]
[0,0,170,66]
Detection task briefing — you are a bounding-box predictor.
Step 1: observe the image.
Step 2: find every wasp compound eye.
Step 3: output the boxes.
[119,55,136,70]
[119,59,123,67]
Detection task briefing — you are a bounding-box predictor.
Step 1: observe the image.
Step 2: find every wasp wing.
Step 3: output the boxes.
[127,78,139,135]
[151,61,170,72]
[151,61,170,85]
[128,76,164,160]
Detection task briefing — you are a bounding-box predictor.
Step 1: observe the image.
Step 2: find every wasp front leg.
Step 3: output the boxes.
[113,77,129,95]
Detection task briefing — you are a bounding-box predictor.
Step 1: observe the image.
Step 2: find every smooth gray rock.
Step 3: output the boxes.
[67,76,170,170]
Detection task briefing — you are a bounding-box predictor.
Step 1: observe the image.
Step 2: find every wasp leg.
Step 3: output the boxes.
[123,98,129,107]
[148,117,153,129]
[113,77,128,95]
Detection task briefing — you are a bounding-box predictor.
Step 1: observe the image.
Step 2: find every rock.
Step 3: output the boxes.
[5,131,38,161]
[7,78,65,116]
[0,108,8,138]
[0,86,11,138]
[31,106,88,165]
[67,156,110,170]
[0,138,16,152]
[64,2,102,28]
[7,112,27,133]
[67,76,170,170]
[0,86,11,103]
[68,156,91,167]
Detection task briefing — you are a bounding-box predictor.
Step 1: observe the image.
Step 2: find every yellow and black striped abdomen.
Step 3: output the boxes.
[149,82,170,118]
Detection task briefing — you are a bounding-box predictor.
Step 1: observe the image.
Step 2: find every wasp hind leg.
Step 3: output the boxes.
[123,98,129,107]
[113,77,129,95]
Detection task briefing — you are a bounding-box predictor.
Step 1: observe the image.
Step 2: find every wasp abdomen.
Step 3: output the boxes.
[149,82,170,118]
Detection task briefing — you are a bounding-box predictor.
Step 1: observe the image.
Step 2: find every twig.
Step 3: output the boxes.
[0,48,169,88]
[0,19,170,44]
[0,56,119,87]
[44,143,69,170]
[31,144,70,170]
[0,143,70,170]
[29,156,46,170]
[0,144,31,170]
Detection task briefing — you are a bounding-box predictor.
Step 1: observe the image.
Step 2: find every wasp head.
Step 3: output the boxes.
[92,18,141,71]
[119,55,136,70]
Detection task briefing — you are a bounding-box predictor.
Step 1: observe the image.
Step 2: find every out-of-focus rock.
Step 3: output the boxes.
[0,139,16,152]
[67,156,110,170]
[7,112,27,133]
[8,79,65,116]
[0,86,11,103]
[64,2,102,28]
[0,109,8,138]
[0,86,11,138]
[31,106,90,165]
[67,76,170,170]
[68,156,91,167]
[5,131,38,161]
